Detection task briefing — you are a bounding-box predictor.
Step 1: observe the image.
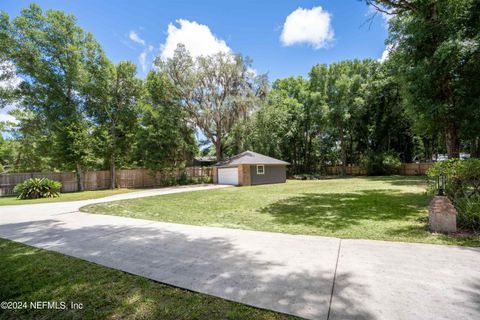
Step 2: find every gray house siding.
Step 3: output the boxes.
[250,165,286,185]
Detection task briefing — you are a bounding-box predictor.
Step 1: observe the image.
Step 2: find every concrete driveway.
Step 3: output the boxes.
[1,185,479,320]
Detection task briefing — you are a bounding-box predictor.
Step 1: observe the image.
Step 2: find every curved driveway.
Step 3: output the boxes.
[1,184,479,319]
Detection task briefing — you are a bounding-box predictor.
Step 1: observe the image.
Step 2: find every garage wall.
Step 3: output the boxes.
[250,165,286,185]
[238,164,251,186]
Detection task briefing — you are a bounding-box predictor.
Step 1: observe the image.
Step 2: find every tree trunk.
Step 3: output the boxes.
[445,122,460,159]
[110,120,117,189]
[215,138,222,161]
[339,126,346,176]
[470,137,480,158]
[110,156,116,189]
[76,163,84,192]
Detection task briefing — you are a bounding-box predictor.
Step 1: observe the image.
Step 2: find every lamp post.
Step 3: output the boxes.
[437,173,446,196]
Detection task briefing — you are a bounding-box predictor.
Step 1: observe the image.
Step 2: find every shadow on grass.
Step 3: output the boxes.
[260,190,429,231]
[363,175,428,186]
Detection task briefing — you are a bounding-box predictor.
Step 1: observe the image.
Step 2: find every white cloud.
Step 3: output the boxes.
[280,7,334,49]
[247,67,257,77]
[139,45,155,72]
[127,30,155,72]
[379,47,389,62]
[378,44,394,62]
[129,30,145,46]
[0,61,22,89]
[139,51,147,71]
[0,112,17,123]
[0,102,19,125]
[0,62,20,124]
[160,19,231,60]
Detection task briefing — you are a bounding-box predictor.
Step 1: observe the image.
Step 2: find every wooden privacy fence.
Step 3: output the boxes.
[325,163,433,176]
[0,167,212,197]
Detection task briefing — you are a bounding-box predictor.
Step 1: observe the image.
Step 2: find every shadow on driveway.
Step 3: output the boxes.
[0,218,373,320]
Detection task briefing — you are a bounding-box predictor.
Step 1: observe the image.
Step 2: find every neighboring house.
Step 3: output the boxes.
[213,151,289,186]
[190,156,217,167]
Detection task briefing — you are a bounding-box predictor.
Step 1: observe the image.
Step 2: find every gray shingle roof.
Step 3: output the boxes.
[214,151,289,167]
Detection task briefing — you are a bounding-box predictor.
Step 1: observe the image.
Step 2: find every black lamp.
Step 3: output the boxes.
[437,173,446,196]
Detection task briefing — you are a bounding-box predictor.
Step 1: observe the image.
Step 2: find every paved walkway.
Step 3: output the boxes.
[1,185,479,319]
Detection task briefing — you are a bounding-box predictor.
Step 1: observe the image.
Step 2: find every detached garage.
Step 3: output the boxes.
[213,151,289,186]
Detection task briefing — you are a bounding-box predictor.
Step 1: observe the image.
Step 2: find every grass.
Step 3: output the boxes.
[0,238,295,320]
[82,177,480,247]
[0,188,142,206]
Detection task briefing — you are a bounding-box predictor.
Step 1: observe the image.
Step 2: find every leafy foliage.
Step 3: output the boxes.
[360,152,402,175]
[85,61,143,187]
[369,0,480,158]
[13,178,62,199]
[427,159,480,199]
[135,71,196,171]
[1,2,480,180]
[2,4,109,189]
[237,60,413,174]
[427,159,480,230]
[157,44,266,160]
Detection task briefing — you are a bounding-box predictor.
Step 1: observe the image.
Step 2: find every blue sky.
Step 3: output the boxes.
[2,0,388,80]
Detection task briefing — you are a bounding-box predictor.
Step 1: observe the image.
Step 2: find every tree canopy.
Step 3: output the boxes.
[0,2,479,178]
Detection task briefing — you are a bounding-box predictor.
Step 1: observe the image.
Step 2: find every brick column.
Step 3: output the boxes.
[428,196,457,233]
[212,167,218,184]
[238,164,251,186]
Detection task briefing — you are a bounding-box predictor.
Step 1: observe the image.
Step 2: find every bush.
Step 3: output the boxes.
[177,171,190,185]
[427,158,480,231]
[201,175,213,184]
[360,152,401,175]
[456,196,480,232]
[426,158,480,199]
[13,178,62,199]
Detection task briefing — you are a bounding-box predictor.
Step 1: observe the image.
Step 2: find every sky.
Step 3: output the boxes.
[0,0,389,123]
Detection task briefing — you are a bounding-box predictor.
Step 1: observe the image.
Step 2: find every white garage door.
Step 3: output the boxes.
[218,167,239,185]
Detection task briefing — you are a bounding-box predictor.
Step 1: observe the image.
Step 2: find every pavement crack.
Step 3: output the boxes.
[327,239,342,320]
[50,211,80,216]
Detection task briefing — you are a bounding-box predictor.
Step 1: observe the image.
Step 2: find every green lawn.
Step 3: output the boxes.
[0,188,142,206]
[82,177,480,246]
[0,238,295,320]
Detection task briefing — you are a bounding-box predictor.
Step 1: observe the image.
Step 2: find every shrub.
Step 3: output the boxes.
[360,152,401,175]
[177,171,190,185]
[13,178,62,199]
[426,159,480,199]
[201,175,213,184]
[456,196,480,232]
[427,158,480,231]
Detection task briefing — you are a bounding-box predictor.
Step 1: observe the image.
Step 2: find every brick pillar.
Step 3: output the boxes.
[428,196,457,233]
[238,164,251,186]
[212,167,218,184]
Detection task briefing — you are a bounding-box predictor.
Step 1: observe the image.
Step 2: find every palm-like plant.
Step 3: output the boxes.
[13,178,62,199]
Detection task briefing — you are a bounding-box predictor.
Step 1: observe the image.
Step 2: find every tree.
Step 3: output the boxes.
[311,60,371,175]
[5,109,53,172]
[235,76,328,174]
[0,12,17,108]
[4,4,106,189]
[157,44,266,160]
[135,71,196,170]
[85,61,142,188]
[367,0,480,158]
